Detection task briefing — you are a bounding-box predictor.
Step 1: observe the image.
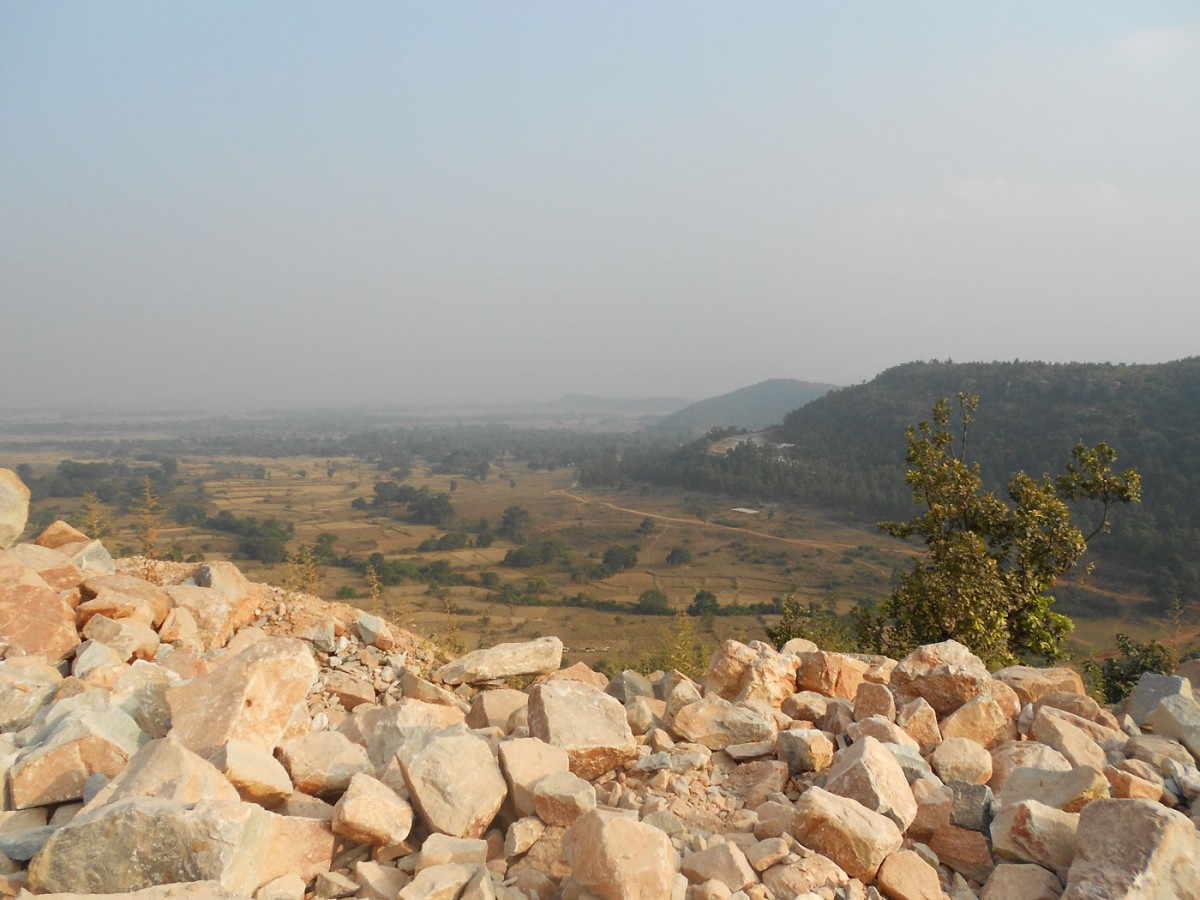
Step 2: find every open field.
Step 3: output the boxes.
[3,446,1182,672]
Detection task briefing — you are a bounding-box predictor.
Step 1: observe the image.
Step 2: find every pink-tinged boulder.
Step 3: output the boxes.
[499,737,571,819]
[989,740,1072,793]
[466,688,529,731]
[194,561,259,631]
[339,698,465,773]
[981,864,1064,900]
[908,777,953,841]
[704,640,798,707]
[792,786,903,882]
[397,724,507,838]
[77,574,171,628]
[823,735,917,831]
[158,607,202,649]
[794,651,870,700]
[928,823,995,884]
[111,660,179,739]
[1030,707,1109,772]
[1103,764,1163,802]
[561,810,679,900]
[1062,798,1200,899]
[1034,690,1119,731]
[992,666,1085,706]
[703,640,760,699]
[997,766,1109,814]
[761,855,849,897]
[163,584,241,651]
[853,682,897,722]
[252,814,338,892]
[82,614,160,662]
[889,640,990,717]
[1146,693,1200,762]
[680,841,757,893]
[991,799,1079,880]
[434,636,563,685]
[85,735,240,809]
[34,519,90,550]
[57,538,116,574]
[396,863,481,899]
[276,730,371,797]
[549,660,609,689]
[931,736,993,785]
[527,681,637,779]
[324,670,376,711]
[670,695,776,751]
[532,770,597,826]
[0,549,80,661]
[845,714,921,752]
[940,693,1017,749]
[167,636,317,757]
[876,848,942,900]
[776,727,834,775]
[8,542,83,591]
[0,468,30,548]
[896,697,941,754]
[10,707,146,808]
[208,738,293,807]
[0,658,62,731]
[332,772,413,846]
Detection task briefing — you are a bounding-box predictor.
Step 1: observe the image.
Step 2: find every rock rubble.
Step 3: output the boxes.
[1,468,1199,899]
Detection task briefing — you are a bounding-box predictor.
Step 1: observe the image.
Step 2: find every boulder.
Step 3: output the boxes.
[895,697,941,753]
[990,800,1079,880]
[526,681,636,779]
[889,640,990,717]
[8,542,83,591]
[167,636,317,757]
[980,864,1064,900]
[465,688,528,731]
[791,785,903,881]
[561,810,679,900]
[0,469,30,548]
[84,735,239,809]
[794,651,869,700]
[498,737,571,819]
[397,724,507,838]
[931,736,993,785]
[332,772,413,846]
[34,519,90,550]
[776,728,834,775]
[531,770,596,826]
[1062,798,1200,898]
[996,766,1109,814]
[434,636,563,685]
[822,735,917,831]
[670,695,776,751]
[82,614,160,662]
[853,682,897,722]
[992,666,1085,706]
[77,574,170,628]
[0,549,80,661]
[276,730,372,797]
[989,739,1072,793]
[680,841,756,893]
[1146,693,1200,762]
[875,848,942,900]
[1125,673,1193,728]
[940,693,1017,749]
[208,738,292,807]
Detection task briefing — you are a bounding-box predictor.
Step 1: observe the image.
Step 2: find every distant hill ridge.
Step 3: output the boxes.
[538,394,691,416]
[655,378,841,434]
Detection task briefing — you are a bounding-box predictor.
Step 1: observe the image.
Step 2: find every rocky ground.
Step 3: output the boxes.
[2,467,1200,900]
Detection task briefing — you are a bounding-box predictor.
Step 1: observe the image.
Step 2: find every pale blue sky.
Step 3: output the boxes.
[2,2,1198,409]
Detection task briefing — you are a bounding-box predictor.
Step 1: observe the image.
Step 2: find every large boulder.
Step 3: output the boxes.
[167,637,318,757]
[396,724,506,839]
[78,574,171,629]
[527,681,636,779]
[561,810,679,900]
[792,786,903,882]
[889,640,990,717]
[671,695,777,751]
[0,468,30,548]
[822,735,917,831]
[0,549,80,661]
[434,636,563,685]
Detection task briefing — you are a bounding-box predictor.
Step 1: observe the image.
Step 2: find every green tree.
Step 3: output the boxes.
[666,547,692,567]
[636,517,656,536]
[635,587,671,615]
[498,506,532,541]
[602,544,638,573]
[875,394,1140,666]
[687,589,720,617]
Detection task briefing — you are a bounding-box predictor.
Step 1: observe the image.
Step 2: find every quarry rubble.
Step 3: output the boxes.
[1,467,1199,899]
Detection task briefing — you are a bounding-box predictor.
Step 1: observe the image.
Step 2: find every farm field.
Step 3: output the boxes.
[2,446,1171,673]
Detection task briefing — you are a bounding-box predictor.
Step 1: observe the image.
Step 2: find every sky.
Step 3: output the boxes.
[2,2,1198,410]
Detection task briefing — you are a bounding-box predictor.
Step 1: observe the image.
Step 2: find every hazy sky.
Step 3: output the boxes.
[3,2,1198,409]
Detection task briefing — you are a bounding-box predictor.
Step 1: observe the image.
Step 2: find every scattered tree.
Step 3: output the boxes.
[666,547,692,567]
[874,394,1140,666]
[130,476,161,558]
[635,587,671,615]
[636,517,656,536]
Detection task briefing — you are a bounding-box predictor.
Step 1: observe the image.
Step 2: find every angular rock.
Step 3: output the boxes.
[1062,798,1200,899]
[671,695,776,751]
[1030,707,1108,772]
[35,519,89,549]
[340,699,465,774]
[435,636,563,685]
[208,738,292,807]
[8,542,83,591]
[823,735,917,831]
[397,863,480,900]
[1125,672,1193,728]
[761,855,849,897]
[332,772,413,846]
[928,823,995,884]
[10,707,146,808]
[465,688,529,731]
[940,693,1017,749]
[1146,693,1200,762]
[845,714,921,752]
[990,799,1079,880]
[948,781,994,832]
[85,735,239,809]
[499,737,571,819]
[532,770,596,826]
[989,740,1072,793]
[0,469,30,548]
[398,724,506,838]
[276,730,371,797]
[908,778,954,842]
[876,848,942,900]
[82,614,160,662]
[680,841,756,893]
[605,670,654,704]
[992,666,1085,706]
[980,863,1064,900]
[889,640,990,717]
[776,727,834,775]
[526,681,636,779]
[561,809,679,900]
[895,696,941,754]
[78,573,170,628]
[997,766,1109,813]
[794,651,869,700]
[417,833,488,870]
[167,636,317,757]
[853,682,896,722]
[931,736,993,785]
[354,860,410,900]
[791,785,903,881]
[324,670,376,711]
[0,549,80,661]
[163,584,241,651]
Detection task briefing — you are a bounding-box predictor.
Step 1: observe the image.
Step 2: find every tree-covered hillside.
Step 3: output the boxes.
[582,359,1200,608]
[654,378,840,435]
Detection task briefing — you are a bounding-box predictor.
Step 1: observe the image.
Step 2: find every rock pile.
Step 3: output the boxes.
[1,468,1199,899]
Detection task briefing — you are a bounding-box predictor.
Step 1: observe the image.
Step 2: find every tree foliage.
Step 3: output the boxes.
[874,394,1140,666]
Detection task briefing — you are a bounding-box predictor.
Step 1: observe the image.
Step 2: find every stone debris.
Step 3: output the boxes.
[0,484,1198,899]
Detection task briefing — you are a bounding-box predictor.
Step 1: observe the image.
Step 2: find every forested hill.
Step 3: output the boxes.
[654,378,840,435]
[582,359,1200,606]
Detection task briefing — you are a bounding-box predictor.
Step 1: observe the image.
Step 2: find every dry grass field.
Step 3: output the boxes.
[3,447,1176,671]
